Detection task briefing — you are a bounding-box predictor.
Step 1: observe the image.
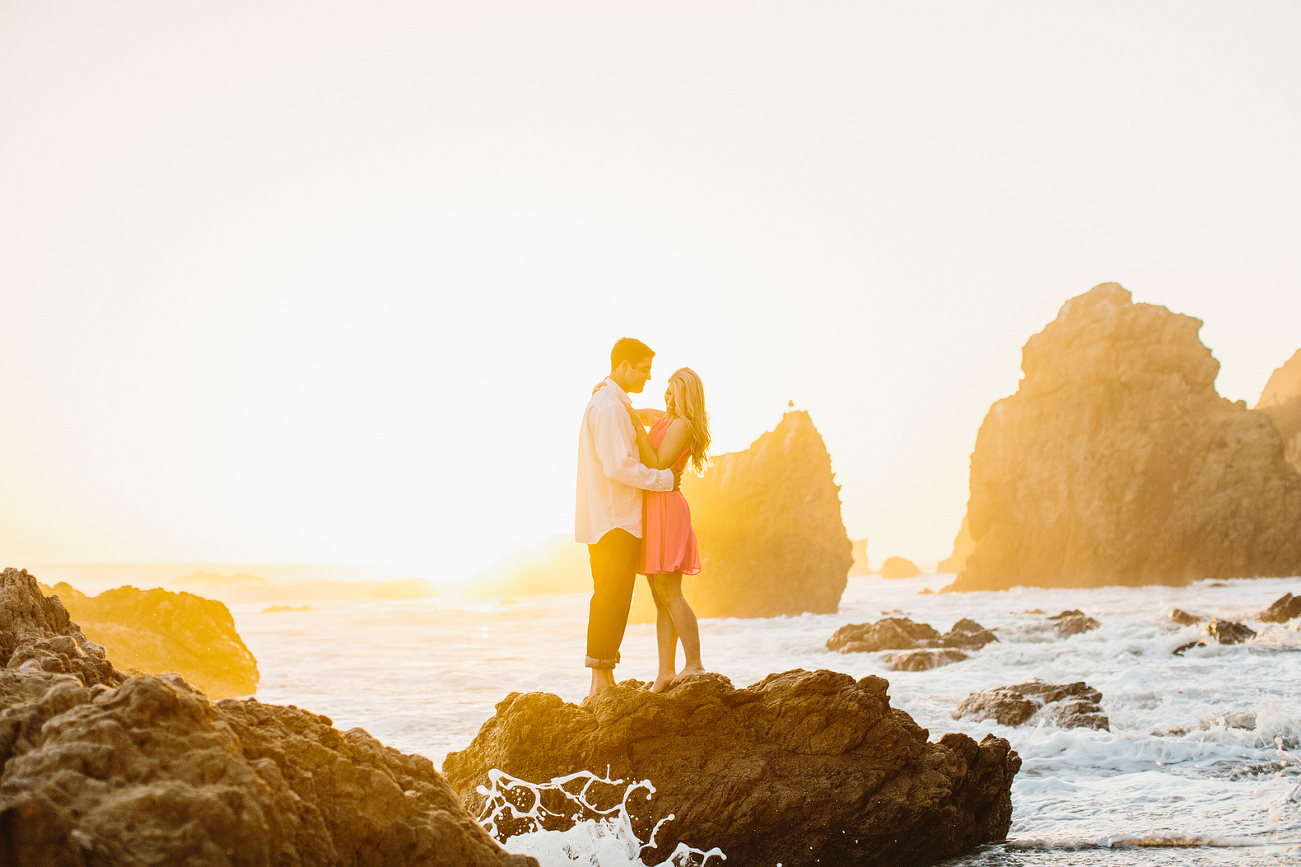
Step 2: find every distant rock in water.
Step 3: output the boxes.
[635,411,851,620]
[883,648,968,671]
[0,567,532,867]
[948,283,1301,591]
[880,556,921,580]
[1260,593,1301,623]
[849,537,871,574]
[937,516,974,574]
[1205,618,1256,645]
[828,617,996,654]
[1169,608,1203,626]
[444,669,1021,867]
[1256,348,1301,472]
[1047,609,1101,638]
[50,581,259,699]
[955,680,1109,731]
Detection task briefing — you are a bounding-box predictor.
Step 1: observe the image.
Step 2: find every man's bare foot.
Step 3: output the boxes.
[649,672,676,693]
[670,665,707,685]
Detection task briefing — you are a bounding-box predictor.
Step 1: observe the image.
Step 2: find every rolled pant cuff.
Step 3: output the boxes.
[585,654,620,670]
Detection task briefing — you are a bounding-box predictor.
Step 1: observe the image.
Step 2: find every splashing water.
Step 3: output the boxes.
[477,768,726,866]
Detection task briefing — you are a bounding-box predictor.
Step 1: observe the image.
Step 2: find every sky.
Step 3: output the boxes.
[1,2,1299,581]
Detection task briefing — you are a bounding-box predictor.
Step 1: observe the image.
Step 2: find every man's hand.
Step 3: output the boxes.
[672,469,682,491]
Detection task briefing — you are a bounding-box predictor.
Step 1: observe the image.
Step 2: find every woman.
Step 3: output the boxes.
[625,367,711,693]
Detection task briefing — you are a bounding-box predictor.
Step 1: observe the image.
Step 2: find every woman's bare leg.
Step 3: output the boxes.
[650,572,704,681]
[649,581,678,693]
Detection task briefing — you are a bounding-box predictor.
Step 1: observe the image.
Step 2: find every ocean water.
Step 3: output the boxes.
[234,574,1301,865]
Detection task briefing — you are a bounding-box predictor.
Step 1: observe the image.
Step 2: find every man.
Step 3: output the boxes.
[575,337,678,697]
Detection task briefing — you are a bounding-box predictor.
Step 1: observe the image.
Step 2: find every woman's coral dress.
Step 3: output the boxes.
[639,416,702,575]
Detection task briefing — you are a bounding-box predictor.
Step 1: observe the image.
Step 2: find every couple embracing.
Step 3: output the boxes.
[575,337,712,698]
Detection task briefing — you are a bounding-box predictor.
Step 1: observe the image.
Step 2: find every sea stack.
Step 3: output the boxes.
[947,283,1301,591]
[1256,347,1301,472]
[641,410,852,618]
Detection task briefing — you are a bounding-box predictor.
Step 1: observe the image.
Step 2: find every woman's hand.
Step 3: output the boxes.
[626,403,644,428]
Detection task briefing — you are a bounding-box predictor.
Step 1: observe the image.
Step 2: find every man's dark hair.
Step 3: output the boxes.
[610,337,655,371]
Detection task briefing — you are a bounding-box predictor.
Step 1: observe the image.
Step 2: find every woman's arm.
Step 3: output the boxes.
[634,408,667,426]
[627,408,692,470]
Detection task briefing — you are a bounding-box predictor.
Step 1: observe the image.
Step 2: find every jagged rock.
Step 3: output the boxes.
[1173,641,1206,655]
[1048,610,1101,637]
[954,680,1109,731]
[828,617,940,653]
[1206,619,1256,645]
[850,538,871,575]
[947,284,1301,591]
[1170,608,1203,626]
[1256,348,1301,472]
[879,557,921,580]
[444,669,1021,867]
[48,582,259,699]
[1200,711,1257,731]
[883,648,968,671]
[0,568,532,867]
[937,516,974,574]
[1260,593,1301,623]
[634,411,852,619]
[940,618,999,650]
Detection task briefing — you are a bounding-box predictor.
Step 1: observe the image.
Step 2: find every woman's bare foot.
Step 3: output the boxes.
[650,672,677,693]
[671,665,706,685]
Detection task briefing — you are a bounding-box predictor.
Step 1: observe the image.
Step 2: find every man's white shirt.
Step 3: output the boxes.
[575,378,674,544]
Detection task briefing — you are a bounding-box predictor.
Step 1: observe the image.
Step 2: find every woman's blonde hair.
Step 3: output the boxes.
[666,367,711,474]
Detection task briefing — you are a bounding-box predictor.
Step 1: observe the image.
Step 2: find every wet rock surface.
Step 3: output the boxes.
[828,617,996,654]
[883,648,969,671]
[1260,593,1301,623]
[1048,609,1101,637]
[0,568,532,867]
[948,283,1301,591]
[954,680,1110,731]
[1170,608,1204,626]
[46,581,259,699]
[1205,619,1256,645]
[645,411,852,619]
[444,669,1021,867]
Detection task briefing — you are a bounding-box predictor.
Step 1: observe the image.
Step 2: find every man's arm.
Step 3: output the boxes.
[593,405,674,492]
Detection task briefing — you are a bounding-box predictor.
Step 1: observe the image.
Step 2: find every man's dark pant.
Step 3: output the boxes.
[586,528,641,669]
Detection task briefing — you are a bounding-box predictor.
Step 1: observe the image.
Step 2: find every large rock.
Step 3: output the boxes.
[1257,348,1301,472]
[828,617,996,654]
[1260,593,1301,622]
[46,582,259,699]
[444,669,1021,867]
[948,283,1301,591]
[636,411,852,619]
[849,538,871,575]
[0,568,532,867]
[954,680,1109,731]
[879,556,921,580]
[937,516,974,574]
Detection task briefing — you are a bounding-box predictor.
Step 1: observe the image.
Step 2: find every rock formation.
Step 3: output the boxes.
[954,680,1109,731]
[1047,609,1101,638]
[1170,608,1203,626]
[948,283,1301,591]
[634,410,852,620]
[879,556,921,580]
[1260,593,1301,622]
[937,516,974,574]
[850,538,871,575]
[444,669,1021,867]
[46,582,259,699]
[828,617,996,654]
[1257,348,1301,472]
[882,648,968,671]
[0,568,533,867]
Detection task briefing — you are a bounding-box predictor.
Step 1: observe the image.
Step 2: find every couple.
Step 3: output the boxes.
[575,337,711,698]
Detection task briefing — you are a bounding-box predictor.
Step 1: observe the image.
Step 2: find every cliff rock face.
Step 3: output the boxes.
[1257,348,1301,472]
[444,669,1020,867]
[850,538,871,574]
[638,411,852,619]
[937,517,974,574]
[48,582,258,699]
[0,569,533,867]
[949,284,1301,591]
